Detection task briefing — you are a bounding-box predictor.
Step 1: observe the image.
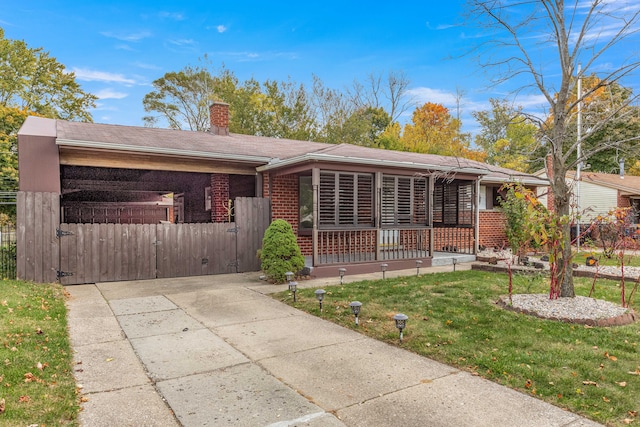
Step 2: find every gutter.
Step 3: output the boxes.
[256,153,491,175]
[56,138,274,164]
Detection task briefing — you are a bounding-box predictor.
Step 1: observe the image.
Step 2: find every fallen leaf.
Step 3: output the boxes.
[629,410,638,417]
[582,380,598,386]
[557,394,563,399]
[19,395,30,403]
[24,372,35,383]
[628,369,640,376]
[36,362,43,371]
[623,419,634,425]
[603,396,611,403]
[105,357,114,362]
[0,398,4,413]
[80,396,89,403]
[525,379,533,389]
[616,381,627,387]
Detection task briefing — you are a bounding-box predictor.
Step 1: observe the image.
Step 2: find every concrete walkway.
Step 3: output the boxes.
[66,264,602,427]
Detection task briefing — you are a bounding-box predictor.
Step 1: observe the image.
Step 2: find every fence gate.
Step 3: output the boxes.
[52,196,270,285]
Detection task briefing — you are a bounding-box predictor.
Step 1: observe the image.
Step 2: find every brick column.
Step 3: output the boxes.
[211,174,230,222]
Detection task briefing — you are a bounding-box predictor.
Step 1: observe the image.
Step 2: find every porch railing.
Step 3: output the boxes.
[433,226,475,255]
[316,228,431,265]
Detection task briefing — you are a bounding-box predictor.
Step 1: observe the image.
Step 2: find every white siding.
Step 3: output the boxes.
[573,179,617,221]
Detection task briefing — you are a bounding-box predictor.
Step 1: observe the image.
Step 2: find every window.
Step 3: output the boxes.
[433,180,474,227]
[381,175,429,226]
[299,176,313,230]
[317,171,373,227]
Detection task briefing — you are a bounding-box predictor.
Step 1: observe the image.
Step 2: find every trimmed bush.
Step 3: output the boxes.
[260,219,305,283]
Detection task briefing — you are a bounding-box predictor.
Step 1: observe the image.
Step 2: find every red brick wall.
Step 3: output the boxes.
[618,192,631,209]
[479,210,508,249]
[263,172,312,255]
[211,173,230,222]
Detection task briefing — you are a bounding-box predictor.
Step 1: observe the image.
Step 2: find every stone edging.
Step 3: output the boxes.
[496,296,637,327]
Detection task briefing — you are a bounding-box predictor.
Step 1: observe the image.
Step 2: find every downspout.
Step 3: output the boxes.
[429,175,435,258]
[312,168,319,268]
[474,179,480,254]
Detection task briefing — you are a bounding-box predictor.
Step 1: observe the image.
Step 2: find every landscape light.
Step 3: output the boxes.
[349,301,362,325]
[288,281,298,302]
[338,267,346,284]
[393,313,409,343]
[315,289,326,311]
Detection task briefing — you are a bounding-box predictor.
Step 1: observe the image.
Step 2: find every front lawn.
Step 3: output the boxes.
[0,280,79,426]
[275,270,639,427]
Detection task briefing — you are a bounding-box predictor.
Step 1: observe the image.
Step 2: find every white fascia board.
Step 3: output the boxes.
[257,153,490,175]
[56,138,273,164]
[480,175,549,186]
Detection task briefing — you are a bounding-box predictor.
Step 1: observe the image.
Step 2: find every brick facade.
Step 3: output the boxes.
[478,210,508,249]
[211,173,230,222]
[263,172,313,255]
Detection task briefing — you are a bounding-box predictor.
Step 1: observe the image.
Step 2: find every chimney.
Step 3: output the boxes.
[209,102,230,136]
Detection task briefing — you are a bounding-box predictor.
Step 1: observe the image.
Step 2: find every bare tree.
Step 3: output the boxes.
[468,0,640,297]
[347,70,412,122]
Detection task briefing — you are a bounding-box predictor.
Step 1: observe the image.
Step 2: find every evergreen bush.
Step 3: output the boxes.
[260,219,305,283]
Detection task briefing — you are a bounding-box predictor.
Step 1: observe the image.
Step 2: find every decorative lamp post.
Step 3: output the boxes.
[393,313,409,343]
[315,289,327,311]
[381,263,388,279]
[288,281,298,302]
[452,257,458,272]
[338,267,346,284]
[349,301,362,325]
[285,271,294,283]
[416,260,422,276]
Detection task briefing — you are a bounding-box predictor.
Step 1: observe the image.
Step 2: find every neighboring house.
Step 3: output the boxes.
[536,166,640,224]
[17,102,546,283]
[567,171,640,223]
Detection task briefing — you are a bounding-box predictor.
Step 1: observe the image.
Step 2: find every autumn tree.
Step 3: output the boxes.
[0,27,96,217]
[401,102,486,161]
[468,0,640,297]
[473,99,539,172]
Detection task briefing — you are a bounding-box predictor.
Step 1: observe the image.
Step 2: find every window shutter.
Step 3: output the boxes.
[413,178,428,225]
[319,172,336,225]
[338,174,355,225]
[357,174,374,225]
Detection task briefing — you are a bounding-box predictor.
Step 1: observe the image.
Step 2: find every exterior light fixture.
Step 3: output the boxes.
[452,257,458,272]
[315,289,327,311]
[285,271,294,283]
[416,260,423,276]
[380,263,388,279]
[288,281,298,302]
[338,267,346,284]
[393,313,409,343]
[349,301,362,325]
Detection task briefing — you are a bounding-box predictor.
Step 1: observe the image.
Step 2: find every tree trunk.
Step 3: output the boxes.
[550,147,575,298]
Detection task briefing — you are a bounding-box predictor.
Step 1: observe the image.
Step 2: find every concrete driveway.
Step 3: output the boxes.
[66,267,602,427]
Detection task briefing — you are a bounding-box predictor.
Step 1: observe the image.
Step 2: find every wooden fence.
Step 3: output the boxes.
[17,192,271,285]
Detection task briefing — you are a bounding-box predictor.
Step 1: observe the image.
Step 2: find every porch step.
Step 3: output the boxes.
[432,253,476,266]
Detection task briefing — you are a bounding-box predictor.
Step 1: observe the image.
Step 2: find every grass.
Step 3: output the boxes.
[0,280,79,426]
[274,270,640,427]
[575,251,640,268]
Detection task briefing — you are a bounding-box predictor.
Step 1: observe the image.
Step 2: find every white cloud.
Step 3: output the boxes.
[168,38,195,46]
[72,68,137,85]
[158,11,185,21]
[94,89,128,99]
[406,87,458,105]
[217,25,227,33]
[100,31,151,42]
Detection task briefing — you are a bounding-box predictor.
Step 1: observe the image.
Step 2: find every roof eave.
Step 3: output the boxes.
[256,153,490,175]
[56,138,273,164]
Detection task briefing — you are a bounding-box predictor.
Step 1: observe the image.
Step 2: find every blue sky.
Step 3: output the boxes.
[2,1,639,136]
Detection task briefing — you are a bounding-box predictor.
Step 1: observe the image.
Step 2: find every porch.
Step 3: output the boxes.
[308,226,476,278]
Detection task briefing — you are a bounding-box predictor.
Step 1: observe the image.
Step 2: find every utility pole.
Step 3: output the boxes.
[576,64,582,252]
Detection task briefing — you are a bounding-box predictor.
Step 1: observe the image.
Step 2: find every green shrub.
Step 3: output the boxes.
[260,219,305,283]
